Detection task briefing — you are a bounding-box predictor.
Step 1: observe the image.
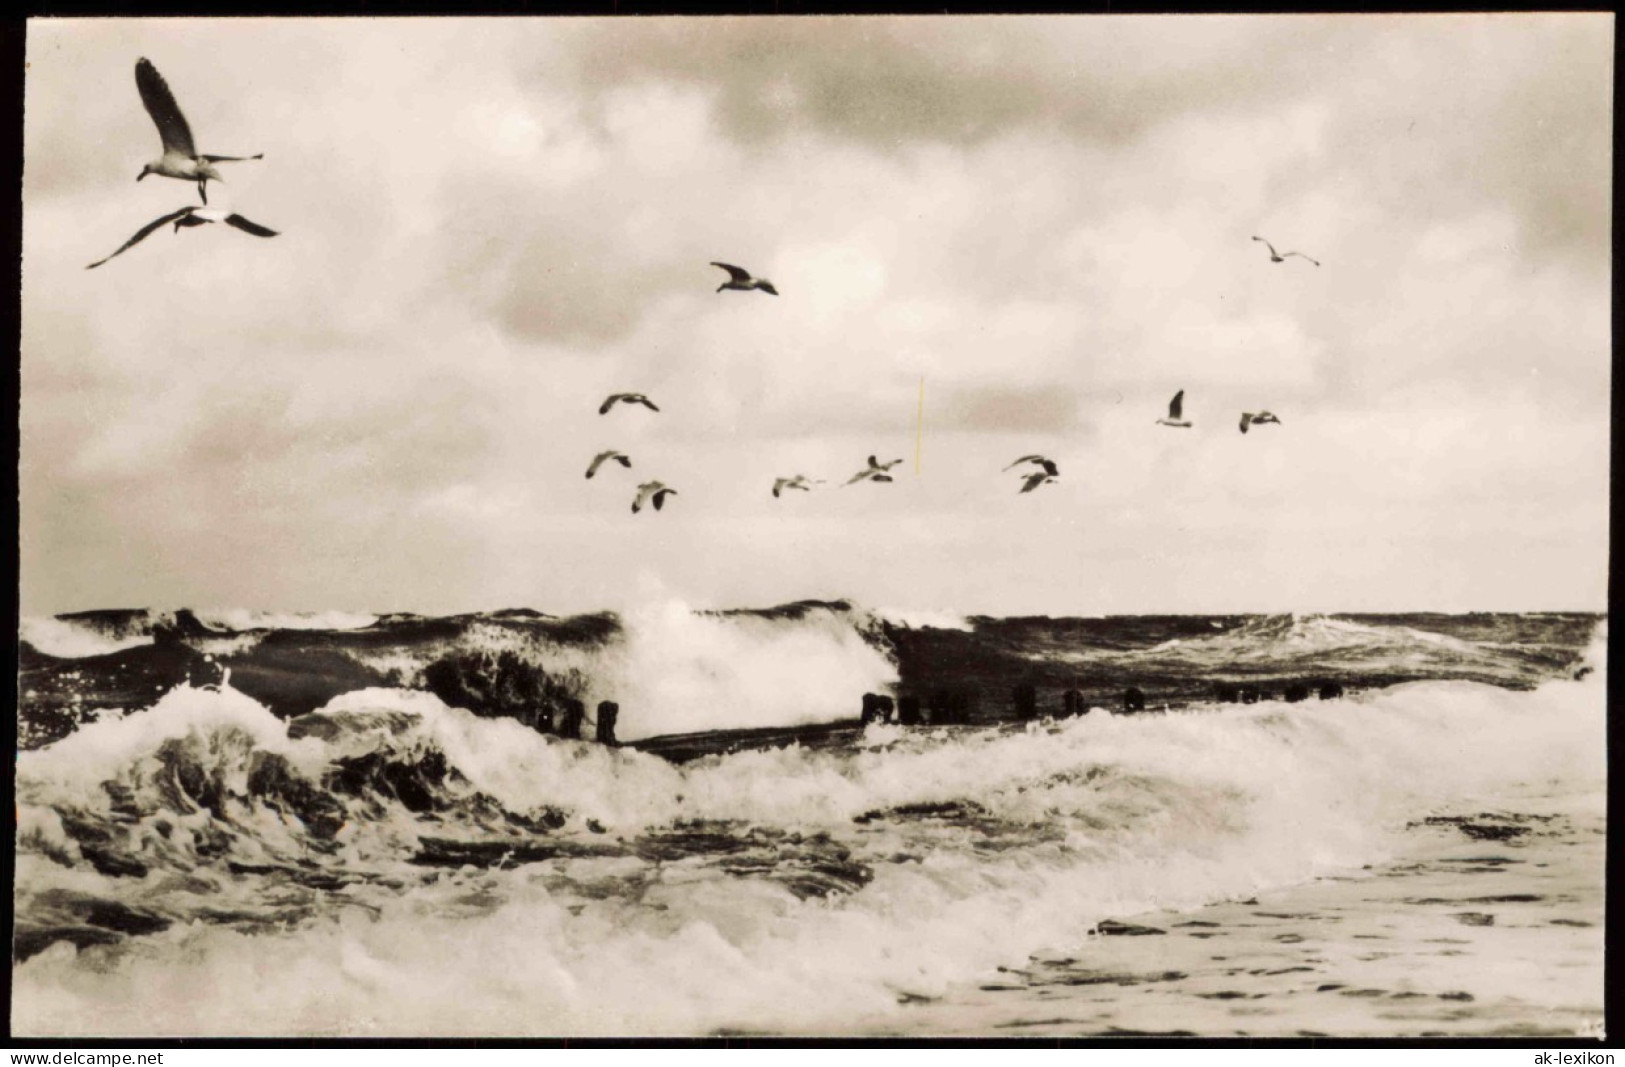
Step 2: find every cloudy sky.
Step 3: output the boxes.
[19,15,1612,618]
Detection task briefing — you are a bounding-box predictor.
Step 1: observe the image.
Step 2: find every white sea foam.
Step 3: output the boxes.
[598,599,899,741]
[328,601,897,744]
[16,683,320,798]
[871,607,974,632]
[19,617,154,659]
[192,609,380,632]
[12,638,1605,1037]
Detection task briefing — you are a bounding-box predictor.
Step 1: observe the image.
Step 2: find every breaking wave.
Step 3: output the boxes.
[11,621,1605,1035]
[19,616,156,659]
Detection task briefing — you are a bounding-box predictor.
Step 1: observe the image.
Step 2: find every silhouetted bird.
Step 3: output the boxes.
[599,393,660,415]
[1004,454,1059,476]
[585,451,631,479]
[133,58,263,204]
[1252,235,1319,267]
[711,261,778,296]
[87,205,277,269]
[772,475,819,498]
[632,481,677,514]
[845,456,902,485]
[1239,411,1282,434]
[1019,472,1057,493]
[1157,390,1192,428]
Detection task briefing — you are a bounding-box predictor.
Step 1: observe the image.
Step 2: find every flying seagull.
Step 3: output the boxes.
[1157,390,1192,428]
[599,393,660,415]
[1251,236,1319,267]
[86,205,277,269]
[1004,455,1060,477]
[1019,472,1058,494]
[1239,411,1283,434]
[134,58,263,205]
[632,481,677,514]
[711,261,778,296]
[845,455,903,485]
[772,475,820,498]
[585,451,632,479]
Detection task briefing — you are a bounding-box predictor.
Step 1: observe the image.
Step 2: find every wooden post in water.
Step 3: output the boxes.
[558,698,585,739]
[1013,683,1038,721]
[595,701,619,745]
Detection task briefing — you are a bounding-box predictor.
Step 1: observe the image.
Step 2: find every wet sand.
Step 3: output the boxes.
[877,787,1605,1038]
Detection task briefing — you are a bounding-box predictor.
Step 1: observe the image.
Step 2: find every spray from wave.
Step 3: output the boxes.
[20,616,158,659]
[602,600,898,740]
[872,607,974,632]
[191,609,381,633]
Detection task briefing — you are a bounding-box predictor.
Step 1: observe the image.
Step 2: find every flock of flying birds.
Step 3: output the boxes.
[585,256,1297,513]
[86,58,1314,514]
[583,287,926,514]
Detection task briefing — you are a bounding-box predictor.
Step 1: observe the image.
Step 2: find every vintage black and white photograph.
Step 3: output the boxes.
[13,14,1610,1039]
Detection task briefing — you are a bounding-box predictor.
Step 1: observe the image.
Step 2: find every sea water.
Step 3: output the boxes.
[11,609,1605,1036]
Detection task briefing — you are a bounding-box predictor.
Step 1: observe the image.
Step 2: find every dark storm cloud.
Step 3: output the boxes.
[532,15,1608,273]
[547,17,1337,150]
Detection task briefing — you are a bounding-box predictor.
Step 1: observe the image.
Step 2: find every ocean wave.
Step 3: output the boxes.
[18,606,1594,760]
[872,607,975,632]
[1006,612,1570,691]
[20,617,156,659]
[1136,613,1485,660]
[192,609,382,633]
[18,600,902,751]
[605,600,898,740]
[12,653,1604,1035]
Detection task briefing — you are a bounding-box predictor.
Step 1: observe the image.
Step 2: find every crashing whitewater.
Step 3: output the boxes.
[11,613,1605,1036]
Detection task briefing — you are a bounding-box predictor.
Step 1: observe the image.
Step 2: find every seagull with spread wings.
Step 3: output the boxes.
[844,455,902,486]
[1251,236,1319,267]
[585,451,632,479]
[1004,455,1060,477]
[1019,472,1058,494]
[133,58,263,204]
[599,393,660,415]
[1239,411,1283,434]
[86,205,277,269]
[772,475,821,498]
[711,261,779,296]
[1156,390,1192,428]
[632,481,678,514]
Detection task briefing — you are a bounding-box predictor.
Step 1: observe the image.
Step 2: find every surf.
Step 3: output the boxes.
[12,621,1605,1035]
